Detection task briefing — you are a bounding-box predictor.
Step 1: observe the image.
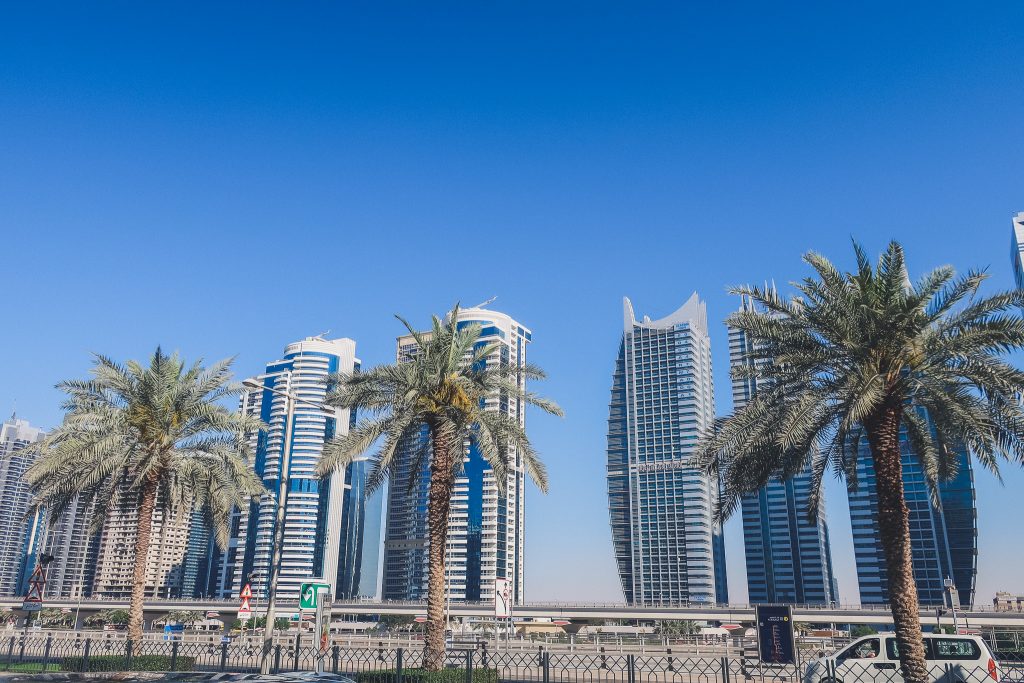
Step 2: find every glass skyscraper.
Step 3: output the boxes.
[0,415,45,597]
[848,410,978,607]
[231,336,384,601]
[607,294,726,605]
[1010,211,1024,289]
[383,306,530,604]
[728,297,839,605]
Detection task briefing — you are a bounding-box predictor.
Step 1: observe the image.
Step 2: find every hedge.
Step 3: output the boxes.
[357,668,497,683]
[58,654,196,672]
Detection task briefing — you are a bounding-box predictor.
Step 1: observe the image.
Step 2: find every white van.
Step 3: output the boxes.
[803,634,1001,683]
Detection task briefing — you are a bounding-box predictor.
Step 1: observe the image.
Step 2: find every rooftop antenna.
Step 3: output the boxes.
[472,296,498,309]
[314,330,331,340]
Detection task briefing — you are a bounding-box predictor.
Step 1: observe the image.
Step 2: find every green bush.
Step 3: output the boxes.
[58,654,196,672]
[358,668,497,683]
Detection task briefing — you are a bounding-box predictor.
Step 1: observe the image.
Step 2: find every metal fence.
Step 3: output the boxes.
[0,635,1021,682]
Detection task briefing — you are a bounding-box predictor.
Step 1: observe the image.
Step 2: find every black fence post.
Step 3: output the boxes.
[170,640,180,671]
[719,656,729,683]
[292,630,301,672]
[42,635,53,672]
[600,646,607,670]
[481,642,488,669]
[82,638,92,672]
[396,647,404,683]
[220,641,228,671]
[542,651,550,683]
[379,640,385,662]
[273,644,282,674]
[666,647,674,672]
[332,644,339,674]
[465,648,474,683]
[125,639,134,671]
[17,634,25,663]
[5,636,14,669]
[626,654,636,683]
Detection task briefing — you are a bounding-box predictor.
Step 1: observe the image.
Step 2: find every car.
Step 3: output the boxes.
[802,634,1001,683]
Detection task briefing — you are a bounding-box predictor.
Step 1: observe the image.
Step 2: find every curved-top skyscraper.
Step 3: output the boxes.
[607,294,727,605]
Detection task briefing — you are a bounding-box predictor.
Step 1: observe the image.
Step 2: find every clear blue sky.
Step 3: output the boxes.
[2,2,1022,605]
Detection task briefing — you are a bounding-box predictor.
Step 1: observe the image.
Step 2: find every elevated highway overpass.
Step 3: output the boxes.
[1,598,1022,629]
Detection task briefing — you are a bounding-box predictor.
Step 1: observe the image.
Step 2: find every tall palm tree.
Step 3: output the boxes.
[695,241,1024,683]
[26,348,266,642]
[317,305,562,670]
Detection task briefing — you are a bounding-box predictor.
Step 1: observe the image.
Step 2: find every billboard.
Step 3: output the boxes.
[755,605,796,664]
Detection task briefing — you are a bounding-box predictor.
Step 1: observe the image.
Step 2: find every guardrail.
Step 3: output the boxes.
[0,636,1021,683]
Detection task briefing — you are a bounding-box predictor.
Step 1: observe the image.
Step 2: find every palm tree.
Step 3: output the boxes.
[695,241,1024,683]
[317,305,562,669]
[166,610,204,629]
[25,348,266,642]
[654,620,700,638]
[86,608,131,628]
[38,608,73,629]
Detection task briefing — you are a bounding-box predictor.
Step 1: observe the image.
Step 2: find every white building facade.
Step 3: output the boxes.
[383,306,530,604]
[232,336,383,601]
[0,415,45,597]
[1011,211,1024,290]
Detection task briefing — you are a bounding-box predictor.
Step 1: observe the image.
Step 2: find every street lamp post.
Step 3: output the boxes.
[245,379,327,675]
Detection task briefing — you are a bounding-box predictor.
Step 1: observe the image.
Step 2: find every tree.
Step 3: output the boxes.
[850,625,879,638]
[38,608,73,628]
[25,349,266,642]
[654,620,701,638]
[167,610,204,628]
[695,242,1024,683]
[86,609,131,627]
[0,609,17,626]
[377,614,415,632]
[318,305,562,669]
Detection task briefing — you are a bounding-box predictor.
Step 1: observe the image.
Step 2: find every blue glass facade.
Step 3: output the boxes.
[607,295,725,605]
[729,302,839,605]
[849,411,978,607]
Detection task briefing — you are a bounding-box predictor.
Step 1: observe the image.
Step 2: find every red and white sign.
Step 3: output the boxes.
[22,565,45,612]
[237,583,253,622]
[414,615,427,623]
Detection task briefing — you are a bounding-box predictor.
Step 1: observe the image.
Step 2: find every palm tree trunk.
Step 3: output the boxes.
[865,400,929,683]
[128,473,159,643]
[424,425,456,671]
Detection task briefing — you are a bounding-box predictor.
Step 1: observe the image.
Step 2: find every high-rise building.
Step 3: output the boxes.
[728,297,839,605]
[849,412,978,607]
[382,306,530,604]
[1010,211,1024,289]
[232,336,384,602]
[91,484,200,598]
[0,415,45,597]
[23,497,102,599]
[607,294,725,605]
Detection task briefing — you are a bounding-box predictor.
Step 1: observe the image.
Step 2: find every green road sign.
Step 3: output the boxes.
[299,582,331,610]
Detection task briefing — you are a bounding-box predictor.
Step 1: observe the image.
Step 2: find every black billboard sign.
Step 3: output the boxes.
[755,605,796,664]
